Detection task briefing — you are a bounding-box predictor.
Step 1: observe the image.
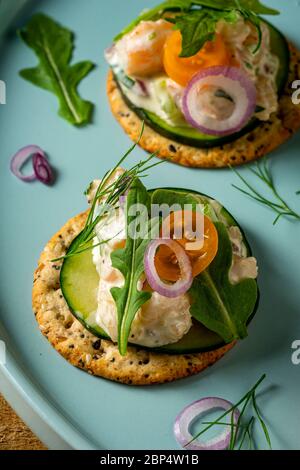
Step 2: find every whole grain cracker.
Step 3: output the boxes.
[107,43,300,168]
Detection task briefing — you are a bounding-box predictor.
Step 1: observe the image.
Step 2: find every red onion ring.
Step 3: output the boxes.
[174,397,240,451]
[10,145,44,182]
[182,66,257,136]
[144,239,193,298]
[10,145,53,185]
[32,153,53,185]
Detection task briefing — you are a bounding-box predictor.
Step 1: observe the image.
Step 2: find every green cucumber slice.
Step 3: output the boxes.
[60,240,109,339]
[60,188,259,354]
[115,21,289,149]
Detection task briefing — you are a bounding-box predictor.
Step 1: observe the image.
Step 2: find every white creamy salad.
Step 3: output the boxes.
[106,14,279,133]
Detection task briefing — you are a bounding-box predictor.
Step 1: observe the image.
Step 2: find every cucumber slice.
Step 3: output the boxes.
[61,188,259,354]
[115,21,289,149]
[60,240,109,339]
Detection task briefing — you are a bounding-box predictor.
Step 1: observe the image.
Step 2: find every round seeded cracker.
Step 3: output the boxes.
[107,43,300,168]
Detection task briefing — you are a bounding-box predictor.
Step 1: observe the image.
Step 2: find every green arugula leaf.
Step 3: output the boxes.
[232,0,279,15]
[110,179,160,355]
[189,222,258,343]
[168,8,238,57]
[151,188,200,209]
[115,0,278,45]
[192,0,279,15]
[172,1,279,55]
[19,14,95,126]
[150,188,229,223]
[114,0,192,41]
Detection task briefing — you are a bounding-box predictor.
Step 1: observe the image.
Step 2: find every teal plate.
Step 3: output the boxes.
[0,0,300,450]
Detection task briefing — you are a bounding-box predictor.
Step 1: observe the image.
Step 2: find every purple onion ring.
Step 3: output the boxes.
[10,145,44,182]
[33,153,53,185]
[182,66,257,136]
[10,145,54,185]
[174,397,240,451]
[144,238,193,298]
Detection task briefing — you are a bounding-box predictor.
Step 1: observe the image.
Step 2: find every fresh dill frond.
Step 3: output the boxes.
[252,389,272,450]
[186,374,272,451]
[52,123,163,262]
[230,159,300,225]
[238,416,255,450]
[51,237,116,263]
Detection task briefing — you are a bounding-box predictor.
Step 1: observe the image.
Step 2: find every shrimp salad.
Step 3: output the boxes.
[83,168,258,350]
[105,2,284,139]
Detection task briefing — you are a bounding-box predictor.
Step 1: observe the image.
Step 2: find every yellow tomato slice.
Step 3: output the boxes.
[163,31,232,87]
[155,211,218,281]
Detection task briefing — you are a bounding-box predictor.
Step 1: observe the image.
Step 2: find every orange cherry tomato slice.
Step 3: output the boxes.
[155,211,218,282]
[163,31,231,87]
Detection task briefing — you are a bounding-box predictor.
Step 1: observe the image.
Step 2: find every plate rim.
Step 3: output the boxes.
[0,325,99,449]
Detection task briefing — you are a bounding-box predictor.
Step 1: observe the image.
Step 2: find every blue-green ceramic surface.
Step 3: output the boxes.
[0,0,299,450]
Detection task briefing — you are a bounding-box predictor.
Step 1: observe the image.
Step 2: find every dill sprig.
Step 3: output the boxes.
[186,374,272,451]
[231,159,300,225]
[52,123,163,262]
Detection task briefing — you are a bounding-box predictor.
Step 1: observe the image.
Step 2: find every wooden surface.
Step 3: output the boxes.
[0,394,46,450]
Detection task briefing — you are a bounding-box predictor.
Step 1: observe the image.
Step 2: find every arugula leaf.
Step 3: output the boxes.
[115,0,278,45]
[151,188,226,222]
[168,8,238,57]
[110,178,160,355]
[192,1,279,15]
[189,222,257,343]
[171,1,279,56]
[151,188,200,209]
[114,0,192,41]
[19,14,95,126]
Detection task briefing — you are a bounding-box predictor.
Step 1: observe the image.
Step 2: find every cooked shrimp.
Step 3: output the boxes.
[121,20,172,77]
